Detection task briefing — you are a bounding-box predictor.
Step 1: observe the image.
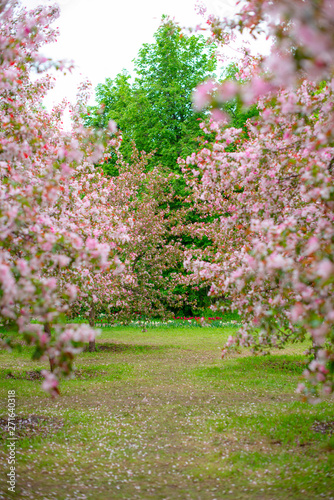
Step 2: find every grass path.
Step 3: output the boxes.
[0,326,333,499]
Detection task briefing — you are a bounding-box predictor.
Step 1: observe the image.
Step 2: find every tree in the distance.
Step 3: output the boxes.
[87,17,217,174]
[66,145,192,335]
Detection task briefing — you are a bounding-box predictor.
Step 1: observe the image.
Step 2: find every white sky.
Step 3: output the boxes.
[20,0,239,111]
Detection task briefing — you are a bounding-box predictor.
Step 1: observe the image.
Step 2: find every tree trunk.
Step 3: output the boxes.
[88,307,96,352]
[44,322,55,372]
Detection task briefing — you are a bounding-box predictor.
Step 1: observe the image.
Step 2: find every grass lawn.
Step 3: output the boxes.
[0,326,333,499]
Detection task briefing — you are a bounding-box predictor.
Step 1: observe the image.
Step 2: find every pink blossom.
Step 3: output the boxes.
[192,79,215,111]
[304,236,320,255]
[86,237,98,250]
[217,81,239,102]
[290,303,304,323]
[41,371,59,397]
[316,259,333,280]
[108,120,117,134]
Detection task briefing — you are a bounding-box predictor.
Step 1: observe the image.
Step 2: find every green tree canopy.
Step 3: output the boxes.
[86,17,217,174]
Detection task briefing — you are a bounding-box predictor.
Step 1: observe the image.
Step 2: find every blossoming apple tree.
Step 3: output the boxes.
[66,145,191,345]
[185,0,334,399]
[0,1,125,394]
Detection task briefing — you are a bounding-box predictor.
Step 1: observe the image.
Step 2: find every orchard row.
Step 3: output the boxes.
[0,0,333,399]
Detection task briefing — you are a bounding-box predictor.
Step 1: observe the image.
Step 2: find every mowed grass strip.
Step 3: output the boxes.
[0,326,333,500]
